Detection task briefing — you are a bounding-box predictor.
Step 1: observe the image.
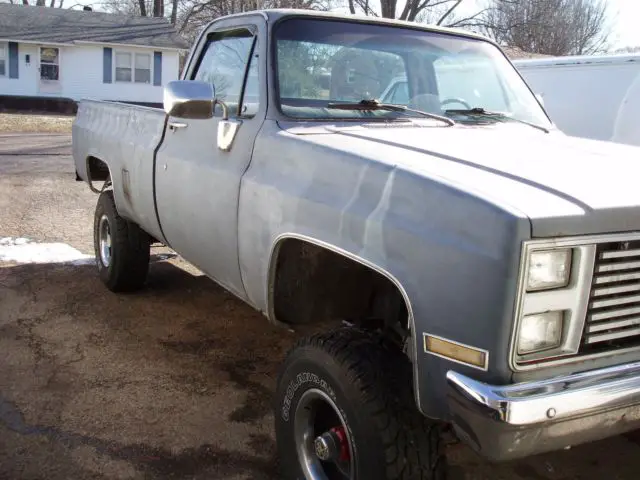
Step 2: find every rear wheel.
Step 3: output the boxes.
[275,328,447,480]
[93,190,150,292]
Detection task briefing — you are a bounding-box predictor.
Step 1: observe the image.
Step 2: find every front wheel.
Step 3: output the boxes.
[93,190,150,292]
[275,328,447,480]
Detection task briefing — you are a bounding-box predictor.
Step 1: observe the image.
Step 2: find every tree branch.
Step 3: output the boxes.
[437,0,463,25]
[445,8,488,27]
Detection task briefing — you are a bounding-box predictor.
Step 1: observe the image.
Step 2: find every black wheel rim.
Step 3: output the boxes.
[293,388,354,480]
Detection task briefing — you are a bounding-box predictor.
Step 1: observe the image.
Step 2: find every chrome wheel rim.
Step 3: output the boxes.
[98,214,112,267]
[294,388,354,480]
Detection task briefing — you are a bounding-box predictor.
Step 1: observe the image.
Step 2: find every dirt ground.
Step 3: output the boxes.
[2,133,640,480]
[0,114,74,133]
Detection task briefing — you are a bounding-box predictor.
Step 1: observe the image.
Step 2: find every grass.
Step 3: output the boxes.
[0,113,74,133]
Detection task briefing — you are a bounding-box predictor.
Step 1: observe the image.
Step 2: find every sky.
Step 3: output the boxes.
[587,0,640,48]
[74,0,640,50]
[454,0,640,50]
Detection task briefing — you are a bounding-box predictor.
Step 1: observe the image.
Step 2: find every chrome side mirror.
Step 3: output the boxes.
[163,80,215,119]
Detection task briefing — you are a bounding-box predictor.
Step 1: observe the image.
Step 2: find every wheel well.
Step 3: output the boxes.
[271,238,410,344]
[87,156,110,182]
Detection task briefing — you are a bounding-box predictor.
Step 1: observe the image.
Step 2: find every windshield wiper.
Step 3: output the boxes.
[327,99,455,126]
[444,107,549,133]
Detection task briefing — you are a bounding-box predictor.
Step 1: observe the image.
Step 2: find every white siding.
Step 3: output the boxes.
[0,42,180,103]
[0,43,39,96]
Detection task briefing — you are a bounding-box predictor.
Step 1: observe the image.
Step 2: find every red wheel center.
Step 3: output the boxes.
[330,426,351,462]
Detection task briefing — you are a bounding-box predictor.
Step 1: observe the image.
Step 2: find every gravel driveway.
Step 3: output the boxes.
[2,133,640,480]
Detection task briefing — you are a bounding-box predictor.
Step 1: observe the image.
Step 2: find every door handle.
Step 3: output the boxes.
[168,121,188,131]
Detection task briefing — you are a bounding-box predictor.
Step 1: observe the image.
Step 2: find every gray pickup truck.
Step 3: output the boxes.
[73,9,640,480]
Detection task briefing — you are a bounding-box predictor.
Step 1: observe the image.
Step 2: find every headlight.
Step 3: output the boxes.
[518,311,563,354]
[527,249,572,291]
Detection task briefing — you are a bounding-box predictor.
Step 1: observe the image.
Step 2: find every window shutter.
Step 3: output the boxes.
[103,47,112,83]
[8,42,19,79]
[153,51,162,86]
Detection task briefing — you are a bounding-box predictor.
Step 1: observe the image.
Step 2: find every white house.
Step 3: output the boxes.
[0,4,188,105]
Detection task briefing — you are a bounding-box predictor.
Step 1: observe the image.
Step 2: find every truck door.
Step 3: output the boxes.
[154,21,264,300]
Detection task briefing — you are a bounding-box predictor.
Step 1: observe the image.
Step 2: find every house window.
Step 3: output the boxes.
[115,51,151,83]
[40,47,59,81]
[135,53,151,83]
[0,44,7,77]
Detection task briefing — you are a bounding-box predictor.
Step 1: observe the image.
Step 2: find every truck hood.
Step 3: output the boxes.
[287,122,640,238]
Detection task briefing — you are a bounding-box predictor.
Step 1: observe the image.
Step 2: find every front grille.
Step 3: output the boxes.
[582,240,640,353]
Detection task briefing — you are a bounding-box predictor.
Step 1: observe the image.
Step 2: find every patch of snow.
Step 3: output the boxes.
[0,237,94,265]
[1,237,32,246]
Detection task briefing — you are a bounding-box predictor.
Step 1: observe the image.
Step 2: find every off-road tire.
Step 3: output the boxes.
[93,190,150,292]
[275,327,447,480]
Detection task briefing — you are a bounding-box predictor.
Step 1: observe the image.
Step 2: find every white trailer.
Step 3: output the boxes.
[514,54,640,146]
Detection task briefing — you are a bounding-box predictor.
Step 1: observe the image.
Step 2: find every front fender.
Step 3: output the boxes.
[238,121,530,419]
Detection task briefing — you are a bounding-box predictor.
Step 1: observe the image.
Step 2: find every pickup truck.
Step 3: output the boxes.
[73,9,640,480]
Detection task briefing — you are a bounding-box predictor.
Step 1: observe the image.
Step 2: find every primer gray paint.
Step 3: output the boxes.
[73,9,640,420]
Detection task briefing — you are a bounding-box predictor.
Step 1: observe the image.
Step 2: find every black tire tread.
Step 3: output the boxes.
[279,327,446,480]
[94,190,150,292]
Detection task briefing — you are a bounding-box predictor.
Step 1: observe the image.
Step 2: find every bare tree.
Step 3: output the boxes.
[6,0,71,6]
[614,46,640,54]
[102,0,156,16]
[170,0,177,24]
[482,0,611,56]
[348,0,484,25]
[176,0,332,42]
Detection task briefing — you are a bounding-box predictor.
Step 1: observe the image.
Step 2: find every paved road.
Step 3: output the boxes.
[2,134,640,479]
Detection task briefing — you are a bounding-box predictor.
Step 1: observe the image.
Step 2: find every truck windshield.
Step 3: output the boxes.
[274,18,551,129]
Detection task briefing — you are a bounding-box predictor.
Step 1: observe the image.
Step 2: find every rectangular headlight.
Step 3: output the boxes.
[527,249,572,291]
[518,311,563,354]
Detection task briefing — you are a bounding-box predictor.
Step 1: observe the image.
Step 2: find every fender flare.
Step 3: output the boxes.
[265,232,425,404]
[266,233,415,331]
[85,155,113,194]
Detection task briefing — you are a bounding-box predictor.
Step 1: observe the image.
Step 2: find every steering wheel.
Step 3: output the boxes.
[440,98,472,109]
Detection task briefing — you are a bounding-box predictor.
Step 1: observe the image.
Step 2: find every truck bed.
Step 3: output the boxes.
[72,99,167,242]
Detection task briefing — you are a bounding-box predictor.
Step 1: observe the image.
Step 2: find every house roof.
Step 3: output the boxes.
[0,4,189,50]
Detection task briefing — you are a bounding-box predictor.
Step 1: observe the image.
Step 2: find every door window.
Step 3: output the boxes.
[241,49,260,117]
[40,47,59,81]
[192,29,259,117]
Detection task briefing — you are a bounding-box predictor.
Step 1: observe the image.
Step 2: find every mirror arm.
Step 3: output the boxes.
[215,99,230,121]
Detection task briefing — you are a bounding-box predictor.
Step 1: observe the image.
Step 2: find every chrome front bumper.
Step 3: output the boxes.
[446,361,640,461]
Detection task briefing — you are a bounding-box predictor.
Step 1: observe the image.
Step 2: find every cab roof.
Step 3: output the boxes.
[219,8,492,44]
